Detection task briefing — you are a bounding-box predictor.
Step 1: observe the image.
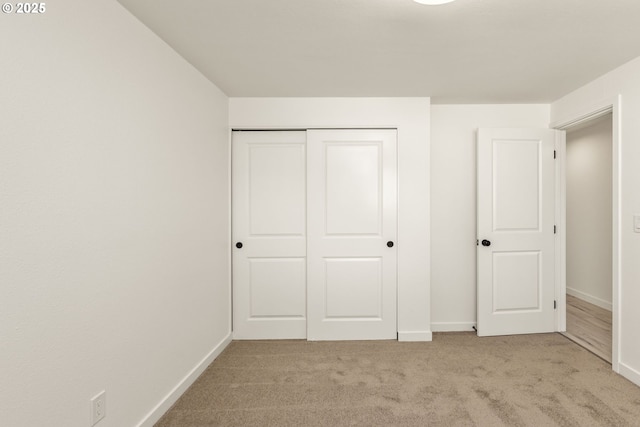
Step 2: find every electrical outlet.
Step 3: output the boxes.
[90,391,106,426]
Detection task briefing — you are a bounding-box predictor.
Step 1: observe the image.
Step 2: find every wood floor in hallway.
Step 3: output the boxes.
[563,294,612,363]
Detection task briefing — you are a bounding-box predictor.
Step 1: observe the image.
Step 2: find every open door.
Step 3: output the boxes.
[477,128,561,337]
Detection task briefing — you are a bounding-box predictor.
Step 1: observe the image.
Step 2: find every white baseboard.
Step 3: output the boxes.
[566,287,612,311]
[618,362,640,388]
[398,331,432,342]
[431,322,477,332]
[136,333,233,427]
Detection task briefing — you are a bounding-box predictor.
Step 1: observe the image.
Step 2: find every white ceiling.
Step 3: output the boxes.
[116,0,640,103]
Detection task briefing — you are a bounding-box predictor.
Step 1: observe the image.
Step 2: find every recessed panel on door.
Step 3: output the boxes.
[493,140,541,231]
[249,258,306,318]
[233,131,307,339]
[493,251,541,312]
[249,144,305,236]
[325,144,381,236]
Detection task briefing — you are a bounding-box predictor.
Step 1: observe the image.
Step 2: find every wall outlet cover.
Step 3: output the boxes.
[91,391,106,426]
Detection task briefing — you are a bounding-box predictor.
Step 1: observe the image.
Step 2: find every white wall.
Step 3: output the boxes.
[229,98,431,341]
[430,105,551,331]
[552,55,640,386]
[566,115,613,310]
[0,1,230,426]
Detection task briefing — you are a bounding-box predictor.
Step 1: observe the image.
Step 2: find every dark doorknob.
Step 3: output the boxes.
[481,239,491,247]
[387,241,394,248]
[235,242,243,249]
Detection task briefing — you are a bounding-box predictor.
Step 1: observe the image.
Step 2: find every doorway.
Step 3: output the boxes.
[562,113,613,363]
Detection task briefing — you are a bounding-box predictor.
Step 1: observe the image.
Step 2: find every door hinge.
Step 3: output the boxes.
[554,300,557,310]
[554,150,557,159]
[554,225,557,234]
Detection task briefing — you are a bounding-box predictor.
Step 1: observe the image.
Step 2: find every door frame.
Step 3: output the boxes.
[229,126,401,341]
[551,95,622,373]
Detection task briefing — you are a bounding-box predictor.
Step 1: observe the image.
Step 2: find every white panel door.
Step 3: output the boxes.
[307,129,397,340]
[477,128,558,337]
[232,131,307,339]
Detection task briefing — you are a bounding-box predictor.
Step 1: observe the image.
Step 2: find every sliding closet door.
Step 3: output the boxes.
[307,129,398,340]
[232,131,307,339]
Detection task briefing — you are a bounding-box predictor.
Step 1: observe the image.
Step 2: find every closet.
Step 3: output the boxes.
[232,129,397,340]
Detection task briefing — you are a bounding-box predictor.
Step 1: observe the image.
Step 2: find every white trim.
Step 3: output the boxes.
[550,104,613,130]
[228,129,234,334]
[552,94,621,374]
[566,287,612,311]
[618,362,640,388]
[431,322,476,332]
[398,331,433,342]
[611,95,622,374]
[555,130,567,332]
[136,334,233,427]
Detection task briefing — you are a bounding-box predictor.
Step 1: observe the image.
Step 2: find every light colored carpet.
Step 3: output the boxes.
[155,333,640,426]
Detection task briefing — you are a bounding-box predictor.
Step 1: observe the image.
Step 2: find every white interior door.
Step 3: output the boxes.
[232,131,307,339]
[477,128,558,337]
[307,129,397,340]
